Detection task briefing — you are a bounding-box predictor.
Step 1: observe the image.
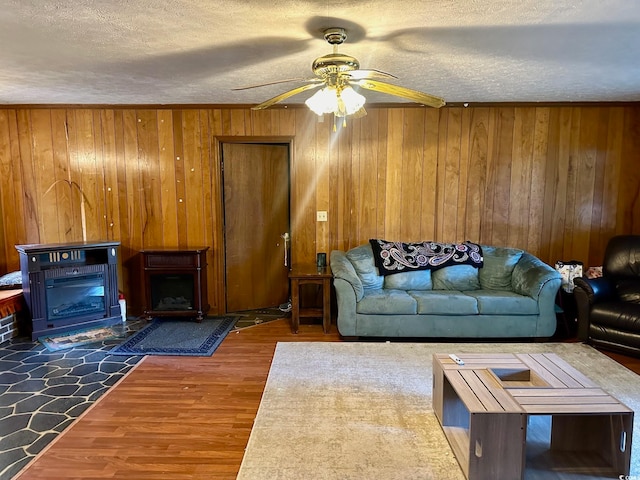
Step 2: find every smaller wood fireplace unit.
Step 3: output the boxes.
[141,247,210,322]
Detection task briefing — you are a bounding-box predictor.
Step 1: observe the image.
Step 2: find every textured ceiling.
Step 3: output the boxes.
[2,0,640,106]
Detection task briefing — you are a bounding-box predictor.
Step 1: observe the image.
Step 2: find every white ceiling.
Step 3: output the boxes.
[2,0,640,106]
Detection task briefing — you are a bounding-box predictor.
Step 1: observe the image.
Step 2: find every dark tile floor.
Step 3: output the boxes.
[0,320,145,480]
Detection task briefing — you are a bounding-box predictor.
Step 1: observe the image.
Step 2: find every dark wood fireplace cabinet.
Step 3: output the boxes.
[15,241,122,340]
[141,247,210,322]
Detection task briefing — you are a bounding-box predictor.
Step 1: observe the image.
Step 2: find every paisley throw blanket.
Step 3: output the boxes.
[369,239,483,276]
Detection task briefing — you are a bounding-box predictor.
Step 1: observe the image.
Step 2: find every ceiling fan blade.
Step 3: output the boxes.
[352,106,367,119]
[233,78,320,91]
[354,79,445,108]
[348,69,397,80]
[252,83,323,110]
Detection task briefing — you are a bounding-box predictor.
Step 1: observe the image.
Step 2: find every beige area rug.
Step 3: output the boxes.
[237,342,640,480]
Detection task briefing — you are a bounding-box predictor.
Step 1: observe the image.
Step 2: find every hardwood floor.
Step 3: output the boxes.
[16,320,340,480]
[600,349,640,375]
[15,319,640,480]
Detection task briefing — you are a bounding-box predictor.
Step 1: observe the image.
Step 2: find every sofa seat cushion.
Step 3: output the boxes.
[383,270,432,290]
[357,289,417,315]
[346,244,383,290]
[591,302,640,330]
[466,290,538,315]
[409,290,479,315]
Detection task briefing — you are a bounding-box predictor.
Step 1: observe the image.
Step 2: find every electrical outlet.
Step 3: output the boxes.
[316,211,328,222]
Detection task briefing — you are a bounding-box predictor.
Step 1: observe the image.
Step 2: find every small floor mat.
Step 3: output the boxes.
[233,307,289,330]
[39,324,126,352]
[109,316,237,356]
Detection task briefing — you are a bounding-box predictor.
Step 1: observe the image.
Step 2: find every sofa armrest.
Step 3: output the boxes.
[573,276,615,304]
[330,250,362,337]
[512,253,562,299]
[573,276,615,341]
[512,253,562,336]
[332,278,358,336]
[330,250,363,301]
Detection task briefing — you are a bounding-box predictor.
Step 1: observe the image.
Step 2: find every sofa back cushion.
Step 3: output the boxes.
[432,265,480,291]
[346,244,384,290]
[384,270,432,290]
[479,246,523,290]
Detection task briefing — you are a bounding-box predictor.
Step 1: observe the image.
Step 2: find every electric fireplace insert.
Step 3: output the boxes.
[16,241,121,340]
[141,247,210,322]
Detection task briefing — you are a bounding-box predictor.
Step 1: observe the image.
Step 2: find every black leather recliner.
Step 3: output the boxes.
[574,235,640,356]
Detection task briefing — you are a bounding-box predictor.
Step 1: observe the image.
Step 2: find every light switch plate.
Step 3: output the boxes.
[317,211,328,222]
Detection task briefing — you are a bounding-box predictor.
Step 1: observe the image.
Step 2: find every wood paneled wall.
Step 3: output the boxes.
[1,105,639,314]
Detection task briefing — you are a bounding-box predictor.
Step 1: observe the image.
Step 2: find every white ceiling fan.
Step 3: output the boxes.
[234,27,446,120]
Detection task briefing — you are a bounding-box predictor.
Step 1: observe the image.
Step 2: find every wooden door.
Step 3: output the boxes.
[222,143,290,312]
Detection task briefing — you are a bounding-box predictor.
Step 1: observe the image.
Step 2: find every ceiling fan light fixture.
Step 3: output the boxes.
[305,87,338,115]
[337,86,366,116]
[305,86,366,118]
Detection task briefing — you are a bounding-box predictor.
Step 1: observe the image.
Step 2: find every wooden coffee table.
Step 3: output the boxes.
[432,353,634,480]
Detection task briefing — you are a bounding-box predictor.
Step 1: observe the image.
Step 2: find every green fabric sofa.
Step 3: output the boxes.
[330,243,562,338]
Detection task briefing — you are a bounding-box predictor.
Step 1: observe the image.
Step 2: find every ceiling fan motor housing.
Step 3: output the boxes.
[312,53,360,78]
[323,27,347,45]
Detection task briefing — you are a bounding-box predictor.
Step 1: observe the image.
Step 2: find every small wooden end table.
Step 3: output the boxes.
[288,265,332,334]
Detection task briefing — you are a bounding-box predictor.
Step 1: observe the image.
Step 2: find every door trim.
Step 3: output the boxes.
[212,136,294,314]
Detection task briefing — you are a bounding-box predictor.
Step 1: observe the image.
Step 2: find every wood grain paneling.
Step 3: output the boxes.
[0,105,639,314]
